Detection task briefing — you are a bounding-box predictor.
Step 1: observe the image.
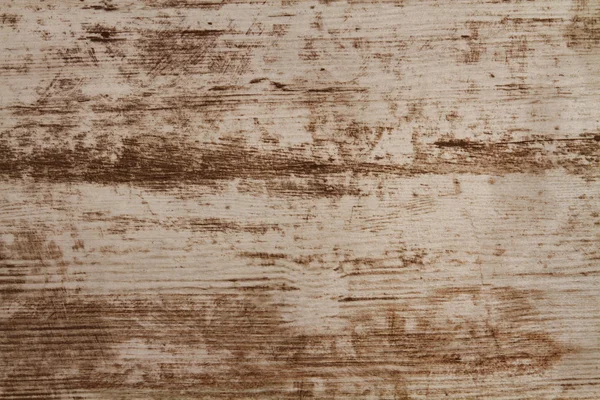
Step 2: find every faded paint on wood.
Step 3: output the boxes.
[0,0,599,399]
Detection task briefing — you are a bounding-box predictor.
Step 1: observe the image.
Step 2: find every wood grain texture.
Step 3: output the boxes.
[1,0,599,398]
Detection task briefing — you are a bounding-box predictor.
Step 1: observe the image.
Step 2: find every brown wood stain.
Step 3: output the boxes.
[1,0,599,398]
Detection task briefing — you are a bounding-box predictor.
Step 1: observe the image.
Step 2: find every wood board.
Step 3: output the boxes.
[1,0,599,398]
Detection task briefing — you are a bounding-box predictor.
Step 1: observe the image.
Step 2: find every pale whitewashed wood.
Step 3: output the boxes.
[0,0,599,399]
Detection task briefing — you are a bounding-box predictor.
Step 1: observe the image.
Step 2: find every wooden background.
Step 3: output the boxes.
[1,0,599,398]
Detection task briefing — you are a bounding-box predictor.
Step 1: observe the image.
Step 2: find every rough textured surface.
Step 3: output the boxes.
[1,0,599,399]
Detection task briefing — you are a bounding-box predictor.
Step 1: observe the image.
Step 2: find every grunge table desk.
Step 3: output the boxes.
[0,1,599,399]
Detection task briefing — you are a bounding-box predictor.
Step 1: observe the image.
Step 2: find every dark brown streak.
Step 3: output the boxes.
[306,87,368,93]
[85,36,127,43]
[496,136,600,145]
[433,139,486,149]
[82,5,118,11]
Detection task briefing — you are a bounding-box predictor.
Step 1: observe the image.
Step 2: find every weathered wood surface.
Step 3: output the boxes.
[1,0,599,398]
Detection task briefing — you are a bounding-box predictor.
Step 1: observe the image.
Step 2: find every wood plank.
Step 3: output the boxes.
[1,0,599,398]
